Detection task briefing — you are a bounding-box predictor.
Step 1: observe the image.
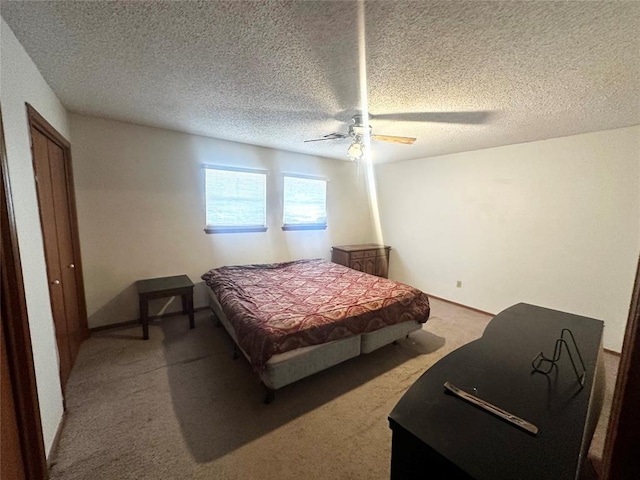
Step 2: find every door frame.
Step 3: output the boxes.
[601,254,640,478]
[1,108,48,478]
[26,103,89,343]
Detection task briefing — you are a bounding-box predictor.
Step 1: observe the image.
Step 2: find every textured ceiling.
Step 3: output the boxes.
[2,0,639,163]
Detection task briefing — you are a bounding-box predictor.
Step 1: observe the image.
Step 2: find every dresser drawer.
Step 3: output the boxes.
[350,251,365,259]
[365,249,388,258]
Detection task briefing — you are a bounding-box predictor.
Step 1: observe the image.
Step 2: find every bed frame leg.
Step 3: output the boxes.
[263,387,275,405]
[210,310,222,327]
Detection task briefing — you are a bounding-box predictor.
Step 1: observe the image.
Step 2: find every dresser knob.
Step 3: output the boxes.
[52,279,60,285]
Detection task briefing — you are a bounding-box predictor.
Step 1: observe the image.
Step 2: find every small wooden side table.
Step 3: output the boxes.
[135,274,195,340]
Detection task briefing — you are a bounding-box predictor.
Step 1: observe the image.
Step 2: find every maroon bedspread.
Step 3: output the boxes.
[201,258,430,370]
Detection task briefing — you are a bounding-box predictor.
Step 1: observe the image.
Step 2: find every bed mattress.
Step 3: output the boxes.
[202,258,431,370]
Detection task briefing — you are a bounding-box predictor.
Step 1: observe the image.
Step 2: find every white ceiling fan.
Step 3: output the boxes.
[304,111,494,161]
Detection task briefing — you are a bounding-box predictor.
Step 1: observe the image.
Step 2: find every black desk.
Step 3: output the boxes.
[388,303,604,480]
[136,275,195,340]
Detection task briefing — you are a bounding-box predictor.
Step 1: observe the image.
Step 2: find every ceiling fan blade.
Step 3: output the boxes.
[371,134,416,145]
[303,132,348,142]
[304,137,340,143]
[371,111,494,125]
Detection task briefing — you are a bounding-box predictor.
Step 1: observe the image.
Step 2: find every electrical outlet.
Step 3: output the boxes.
[456,280,462,288]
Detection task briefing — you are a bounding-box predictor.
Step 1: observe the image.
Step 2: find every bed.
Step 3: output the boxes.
[201,258,431,403]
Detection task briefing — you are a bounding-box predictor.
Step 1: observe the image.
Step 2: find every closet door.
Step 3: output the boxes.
[31,125,73,387]
[29,105,87,392]
[48,139,81,362]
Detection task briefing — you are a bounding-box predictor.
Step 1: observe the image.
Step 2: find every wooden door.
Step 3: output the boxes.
[31,125,73,386]
[1,318,27,480]
[48,136,81,362]
[28,104,87,391]
[601,255,640,479]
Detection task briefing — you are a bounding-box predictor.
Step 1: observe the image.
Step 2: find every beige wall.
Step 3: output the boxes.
[375,126,640,352]
[69,114,375,328]
[0,19,69,454]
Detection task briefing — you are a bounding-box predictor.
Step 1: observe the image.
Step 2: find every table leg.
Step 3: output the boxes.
[187,291,195,329]
[140,296,149,340]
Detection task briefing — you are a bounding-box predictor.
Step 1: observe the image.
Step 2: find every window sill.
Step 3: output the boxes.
[281,224,327,231]
[204,226,268,234]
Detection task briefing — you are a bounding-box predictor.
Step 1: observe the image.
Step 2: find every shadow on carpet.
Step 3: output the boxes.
[160,315,445,463]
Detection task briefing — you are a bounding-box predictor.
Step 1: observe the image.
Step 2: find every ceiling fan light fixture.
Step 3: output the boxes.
[347,138,365,161]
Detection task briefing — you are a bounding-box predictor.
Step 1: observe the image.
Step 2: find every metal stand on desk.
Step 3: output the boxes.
[531,328,586,388]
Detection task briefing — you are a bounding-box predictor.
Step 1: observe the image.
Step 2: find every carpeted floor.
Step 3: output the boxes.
[48,298,618,479]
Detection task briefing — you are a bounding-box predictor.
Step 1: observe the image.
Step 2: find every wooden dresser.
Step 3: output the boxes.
[331,244,391,278]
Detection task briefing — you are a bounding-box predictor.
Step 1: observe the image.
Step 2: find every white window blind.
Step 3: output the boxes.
[282,175,327,230]
[204,166,267,233]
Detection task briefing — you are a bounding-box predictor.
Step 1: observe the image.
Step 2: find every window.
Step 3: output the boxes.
[204,166,267,233]
[282,174,327,231]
